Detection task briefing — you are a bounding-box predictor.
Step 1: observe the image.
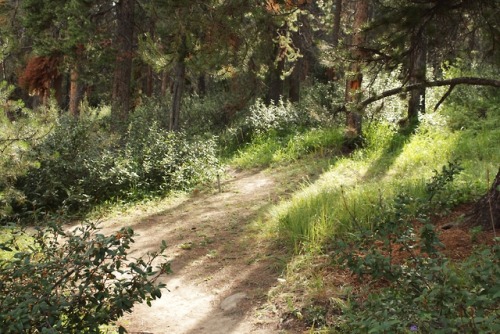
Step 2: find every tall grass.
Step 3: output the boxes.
[272,111,500,253]
[231,127,344,168]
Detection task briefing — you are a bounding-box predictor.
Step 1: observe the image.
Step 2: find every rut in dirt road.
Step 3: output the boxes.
[103,169,288,334]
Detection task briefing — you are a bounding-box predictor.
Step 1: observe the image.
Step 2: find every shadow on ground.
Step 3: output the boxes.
[101,167,311,334]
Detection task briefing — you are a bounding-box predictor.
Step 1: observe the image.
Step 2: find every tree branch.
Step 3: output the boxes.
[433,84,455,111]
[359,77,500,108]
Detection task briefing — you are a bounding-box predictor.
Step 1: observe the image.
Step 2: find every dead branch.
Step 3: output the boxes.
[359,77,500,109]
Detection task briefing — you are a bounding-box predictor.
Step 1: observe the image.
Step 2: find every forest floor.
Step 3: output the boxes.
[93,166,497,334]
[97,167,300,334]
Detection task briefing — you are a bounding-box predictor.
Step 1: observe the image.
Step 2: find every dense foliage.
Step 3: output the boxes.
[0,102,219,219]
[0,221,170,333]
[335,162,499,333]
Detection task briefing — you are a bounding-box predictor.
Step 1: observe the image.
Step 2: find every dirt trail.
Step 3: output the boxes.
[100,169,287,334]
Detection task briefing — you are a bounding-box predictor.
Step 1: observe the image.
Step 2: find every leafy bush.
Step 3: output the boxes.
[334,162,500,333]
[125,121,219,192]
[14,116,107,213]
[439,62,500,131]
[0,221,170,333]
[245,98,311,136]
[12,106,219,217]
[181,91,235,134]
[299,81,346,125]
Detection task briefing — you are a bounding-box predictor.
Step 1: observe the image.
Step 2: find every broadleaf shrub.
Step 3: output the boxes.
[333,162,500,333]
[245,98,312,136]
[12,110,219,217]
[0,221,170,333]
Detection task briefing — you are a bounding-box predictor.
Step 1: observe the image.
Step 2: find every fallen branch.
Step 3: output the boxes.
[359,77,500,108]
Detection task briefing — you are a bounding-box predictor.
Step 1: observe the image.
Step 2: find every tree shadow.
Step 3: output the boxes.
[109,167,311,333]
[363,126,415,181]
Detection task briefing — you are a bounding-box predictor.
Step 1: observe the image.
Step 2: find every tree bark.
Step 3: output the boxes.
[170,59,185,132]
[266,42,285,105]
[69,64,84,117]
[111,0,135,130]
[466,168,500,230]
[345,0,368,137]
[332,0,342,48]
[288,22,303,103]
[289,63,301,103]
[197,74,206,97]
[407,31,427,125]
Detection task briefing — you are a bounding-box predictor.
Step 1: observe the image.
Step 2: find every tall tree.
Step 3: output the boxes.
[345,0,369,138]
[407,30,427,126]
[332,0,342,48]
[139,0,270,128]
[111,0,135,128]
[20,0,114,114]
[170,35,187,132]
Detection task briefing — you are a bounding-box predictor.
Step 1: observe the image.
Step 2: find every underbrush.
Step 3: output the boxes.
[221,96,336,162]
[264,99,500,332]
[231,127,345,168]
[274,111,500,252]
[2,101,219,221]
[270,161,499,333]
[332,163,499,333]
[0,220,170,333]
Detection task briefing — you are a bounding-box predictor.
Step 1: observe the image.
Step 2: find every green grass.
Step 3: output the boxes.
[248,112,500,253]
[231,127,345,168]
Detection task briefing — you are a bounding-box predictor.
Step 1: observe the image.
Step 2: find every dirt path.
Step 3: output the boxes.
[100,169,288,334]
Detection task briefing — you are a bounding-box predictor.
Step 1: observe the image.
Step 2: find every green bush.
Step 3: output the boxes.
[334,162,500,333]
[13,107,219,217]
[125,113,219,193]
[0,221,170,333]
[220,97,320,155]
[181,91,235,134]
[245,98,313,136]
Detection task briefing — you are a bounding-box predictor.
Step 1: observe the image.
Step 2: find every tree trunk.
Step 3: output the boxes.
[53,73,64,110]
[407,31,427,126]
[69,65,84,117]
[111,0,135,130]
[143,65,154,97]
[288,63,301,103]
[161,70,169,96]
[266,42,285,105]
[170,58,186,132]
[288,24,303,103]
[466,168,500,231]
[345,0,368,138]
[332,0,342,48]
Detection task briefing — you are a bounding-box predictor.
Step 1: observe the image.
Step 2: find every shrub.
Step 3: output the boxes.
[125,117,219,193]
[14,116,109,213]
[13,109,220,216]
[0,221,170,333]
[245,98,309,136]
[334,162,500,333]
